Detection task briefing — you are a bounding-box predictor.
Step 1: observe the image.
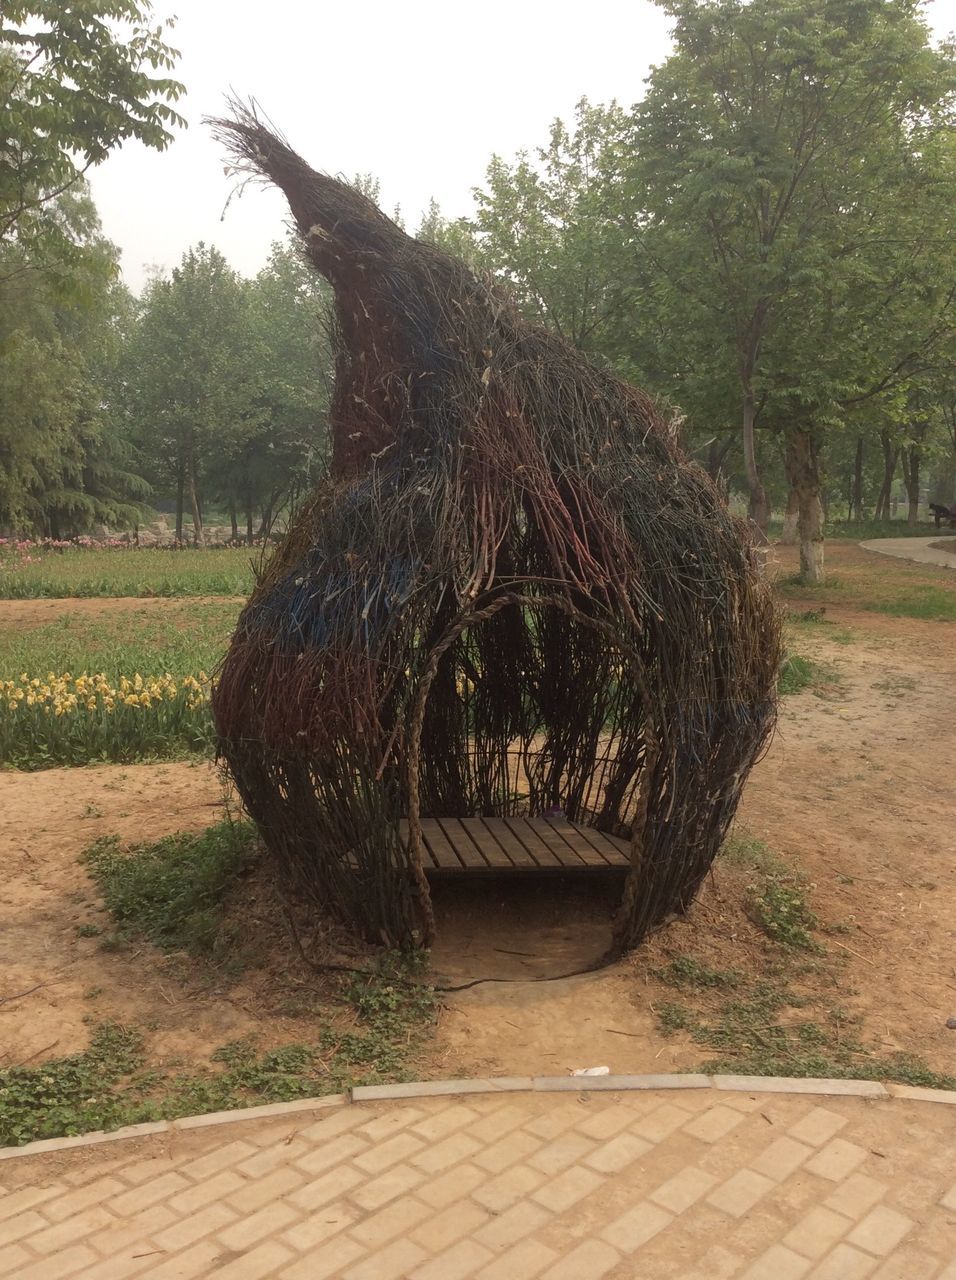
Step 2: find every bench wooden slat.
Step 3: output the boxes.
[479,818,539,867]
[567,821,631,867]
[421,819,464,869]
[458,818,514,867]
[501,816,566,866]
[436,818,489,868]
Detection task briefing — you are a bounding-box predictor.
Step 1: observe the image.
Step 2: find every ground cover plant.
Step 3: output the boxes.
[648,831,956,1091]
[0,544,255,599]
[0,819,436,1146]
[0,973,436,1146]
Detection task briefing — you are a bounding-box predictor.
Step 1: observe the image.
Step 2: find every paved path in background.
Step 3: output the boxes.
[2,1086,956,1279]
[860,536,956,569]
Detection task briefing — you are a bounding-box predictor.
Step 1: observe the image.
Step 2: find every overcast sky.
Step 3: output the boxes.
[88,0,956,292]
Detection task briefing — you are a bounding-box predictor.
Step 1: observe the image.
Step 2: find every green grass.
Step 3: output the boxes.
[785,607,856,645]
[656,973,956,1090]
[82,818,258,956]
[0,547,255,598]
[769,517,946,541]
[721,831,820,951]
[0,600,240,679]
[777,652,837,695]
[659,832,956,1088]
[866,585,956,622]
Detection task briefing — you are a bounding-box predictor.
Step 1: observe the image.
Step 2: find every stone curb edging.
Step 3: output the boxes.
[2,1074,953,1163]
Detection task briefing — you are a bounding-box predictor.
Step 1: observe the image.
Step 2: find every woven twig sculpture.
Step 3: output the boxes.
[210,108,781,957]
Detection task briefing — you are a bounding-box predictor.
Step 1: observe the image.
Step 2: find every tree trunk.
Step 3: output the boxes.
[188,466,206,549]
[742,385,770,536]
[705,435,735,491]
[779,488,799,545]
[900,444,920,526]
[229,503,238,543]
[851,436,864,523]
[786,429,824,585]
[874,432,898,522]
[175,470,185,543]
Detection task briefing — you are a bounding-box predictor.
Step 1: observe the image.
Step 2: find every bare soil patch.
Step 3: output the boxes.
[0,596,242,630]
[2,540,954,1090]
[930,538,956,556]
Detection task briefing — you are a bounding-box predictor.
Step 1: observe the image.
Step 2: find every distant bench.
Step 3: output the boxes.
[929,503,956,530]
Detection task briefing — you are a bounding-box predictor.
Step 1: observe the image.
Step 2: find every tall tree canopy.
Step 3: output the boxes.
[0,2,184,251]
[629,0,956,563]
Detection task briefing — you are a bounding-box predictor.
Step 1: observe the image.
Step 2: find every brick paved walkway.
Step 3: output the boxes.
[2,1086,955,1279]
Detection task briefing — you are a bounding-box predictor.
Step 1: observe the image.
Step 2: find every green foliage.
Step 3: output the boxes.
[82,820,257,955]
[0,1023,146,1146]
[470,100,633,357]
[629,0,956,527]
[747,877,820,951]
[0,187,150,535]
[124,238,331,544]
[654,955,741,991]
[0,546,254,598]
[1,4,184,247]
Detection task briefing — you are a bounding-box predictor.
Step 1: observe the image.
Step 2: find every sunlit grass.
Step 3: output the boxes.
[0,547,256,598]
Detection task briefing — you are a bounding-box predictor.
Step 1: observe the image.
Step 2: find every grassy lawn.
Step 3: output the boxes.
[0,546,256,598]
[776,542,956,620]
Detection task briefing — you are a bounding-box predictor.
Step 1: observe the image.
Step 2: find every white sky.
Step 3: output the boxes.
[88,0,956,292]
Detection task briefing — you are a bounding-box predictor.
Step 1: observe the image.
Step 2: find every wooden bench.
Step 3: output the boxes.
[395,816,631,878]
[929,502,956,530]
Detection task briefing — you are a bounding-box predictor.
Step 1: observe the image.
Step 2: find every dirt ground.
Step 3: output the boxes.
[0,595,243,629]
[1,541,954,1085]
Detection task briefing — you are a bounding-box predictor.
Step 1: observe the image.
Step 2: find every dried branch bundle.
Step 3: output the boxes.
[210,106,781,956]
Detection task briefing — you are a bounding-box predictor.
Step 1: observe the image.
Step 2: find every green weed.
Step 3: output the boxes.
[778,653,837,695]
[654,955,741,991]
[0,1023,147,1146]
[82,819,257,956]
[0,955,437,1145]
[746,876,820,950]
[654,969,956,1090]
[866,586,956,622]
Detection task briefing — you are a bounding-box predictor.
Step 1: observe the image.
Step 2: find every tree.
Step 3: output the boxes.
[1,3,184,251]
[126,245,255,544]
[211,240,331,541]
[0,185,147,535]
[630,0,956,562]
[469,100,632,357]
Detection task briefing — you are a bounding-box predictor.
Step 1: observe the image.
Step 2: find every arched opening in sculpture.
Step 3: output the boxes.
[210,109,782,959]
